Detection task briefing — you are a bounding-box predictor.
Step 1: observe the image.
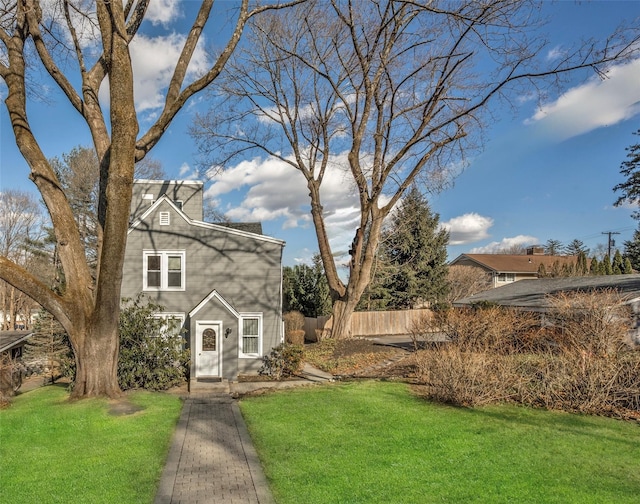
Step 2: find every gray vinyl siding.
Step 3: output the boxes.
[122,199,284,380]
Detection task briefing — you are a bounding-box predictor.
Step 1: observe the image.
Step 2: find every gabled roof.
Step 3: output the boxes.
[190,290,240,319]
[0,331,33,353]
[450,253,580,274]
[128,195,284,246]
[453,274,640,311]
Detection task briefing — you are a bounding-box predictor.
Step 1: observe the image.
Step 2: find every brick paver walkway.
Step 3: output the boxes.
[154,394,274,504]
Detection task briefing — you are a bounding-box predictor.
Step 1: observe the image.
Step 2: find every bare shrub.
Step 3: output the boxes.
[420,305,541,353]
[283,311,305,340]
[414,345,516,407]
[446,265,492,303]
[286,330,306,346]
[413,306,536,406]
[412,293,640,418]
[516,290,640,417]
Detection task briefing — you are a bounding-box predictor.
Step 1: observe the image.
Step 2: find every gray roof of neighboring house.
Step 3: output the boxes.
[453,274,640,311]
[0,331,33,353]
[215,222,263,235]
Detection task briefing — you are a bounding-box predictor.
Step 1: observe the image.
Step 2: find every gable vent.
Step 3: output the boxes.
[159,212,170,226]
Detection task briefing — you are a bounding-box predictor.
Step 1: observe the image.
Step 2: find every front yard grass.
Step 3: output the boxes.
[0,385,182,504]
[240,381,640,504]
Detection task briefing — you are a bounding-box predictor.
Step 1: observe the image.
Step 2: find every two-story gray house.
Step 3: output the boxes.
[122,180,285,382]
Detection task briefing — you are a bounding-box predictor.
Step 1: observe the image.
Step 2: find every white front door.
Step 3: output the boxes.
[195,321,221,377]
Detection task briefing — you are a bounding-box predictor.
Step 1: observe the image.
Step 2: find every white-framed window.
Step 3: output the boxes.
[152,312,186,341]
[143,251,185,291]
[239,313,262,358]
[159,212,170,226]
[497,273,515,283]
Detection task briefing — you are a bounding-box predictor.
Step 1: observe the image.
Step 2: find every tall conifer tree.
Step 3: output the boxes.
[364,187,449,310]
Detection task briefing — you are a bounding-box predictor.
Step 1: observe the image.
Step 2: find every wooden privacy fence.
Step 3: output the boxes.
[304,309,432,341]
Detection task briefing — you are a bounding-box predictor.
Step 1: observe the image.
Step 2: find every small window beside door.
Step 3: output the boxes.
[240,314,262,358]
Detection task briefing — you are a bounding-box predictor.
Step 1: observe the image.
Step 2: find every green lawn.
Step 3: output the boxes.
[0,386,182,504]
[240,381,640,504]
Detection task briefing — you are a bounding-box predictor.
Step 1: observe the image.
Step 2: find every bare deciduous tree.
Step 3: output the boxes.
[192,0,639,338]
[446,265,492,304]
[0,0,297,398]
[0,190,44,330]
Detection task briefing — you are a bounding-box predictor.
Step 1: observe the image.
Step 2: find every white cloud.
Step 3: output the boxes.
[205,152,369,257]
[130,33,209,111]
[469,235,538,254]
[145,0,182,26]
[178,162,196,179]
[441,213,494,245]
[525,58,640,140]
[98,32,210,112]
[546,45,564,61]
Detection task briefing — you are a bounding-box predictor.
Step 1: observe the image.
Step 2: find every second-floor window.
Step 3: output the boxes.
[144,251,185,291]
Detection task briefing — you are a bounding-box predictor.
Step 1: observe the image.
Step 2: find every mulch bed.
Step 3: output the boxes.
[304,338,417,378]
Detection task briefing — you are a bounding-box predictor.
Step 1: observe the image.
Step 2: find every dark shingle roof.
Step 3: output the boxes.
[0,331,33,353]
[453,274,640,311]
[215,222,263,235]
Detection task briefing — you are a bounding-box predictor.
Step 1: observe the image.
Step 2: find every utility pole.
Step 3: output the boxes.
[602,231,620,257]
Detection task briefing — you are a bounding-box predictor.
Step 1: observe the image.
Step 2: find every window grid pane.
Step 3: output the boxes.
[147,272,161,287]
[147,255,161,271]
[243,336,258,354]
[168,256,182,271]
[243,318,259,336]
[167,272,182,287]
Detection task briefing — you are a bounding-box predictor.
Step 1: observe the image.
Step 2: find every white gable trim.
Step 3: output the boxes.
[128,195,189,233]
[128,195,285,246]
[189,290,241,319]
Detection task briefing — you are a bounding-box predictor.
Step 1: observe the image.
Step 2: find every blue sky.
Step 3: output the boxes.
[2,1,640,267]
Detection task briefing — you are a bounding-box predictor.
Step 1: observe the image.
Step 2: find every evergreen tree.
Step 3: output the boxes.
[564,239,589,256]
[613,129,640,220]
[283,255,331,317]
[612,250,624,274]
[623,226,640,271]
[575,251,588,275]
[544,239,564,255]
[365,187,449,310]
[624,257,634,274]
[602,254,613,275]
[537,263,547,278]
[590,256,600,275]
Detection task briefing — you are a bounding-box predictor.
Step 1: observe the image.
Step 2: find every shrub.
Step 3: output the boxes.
[118,295,190,391]
[284,311,305,336]
[259,344,304,380]
[412,292,640,418]
[286,330,306,346]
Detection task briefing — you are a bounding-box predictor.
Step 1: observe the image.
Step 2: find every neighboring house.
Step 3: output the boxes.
[0,331,32,394]
[122,180,286,382]
[0,331,32,361]
[453,274,640,344]
[449,249,583,288]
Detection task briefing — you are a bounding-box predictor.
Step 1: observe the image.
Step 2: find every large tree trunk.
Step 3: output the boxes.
[70,321,121,399]
[330,299,358,340]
